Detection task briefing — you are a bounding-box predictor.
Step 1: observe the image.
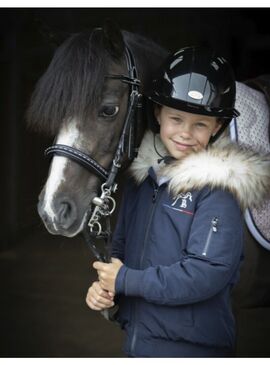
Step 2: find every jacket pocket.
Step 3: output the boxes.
[201,217,219,257]
[142,302,194,341]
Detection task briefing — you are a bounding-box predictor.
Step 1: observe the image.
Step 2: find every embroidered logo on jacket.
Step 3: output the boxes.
[164,192,194,215]
[172,192,193,208]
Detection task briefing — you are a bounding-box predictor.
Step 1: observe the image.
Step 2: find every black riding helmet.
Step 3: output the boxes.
[146,46,240,143]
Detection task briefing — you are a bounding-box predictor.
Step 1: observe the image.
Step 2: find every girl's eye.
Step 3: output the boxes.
[171,117,182,123]
[196,123,207,128]
[99,106,119,118]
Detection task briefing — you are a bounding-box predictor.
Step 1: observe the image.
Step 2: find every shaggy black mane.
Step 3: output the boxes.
[26,27,169,136]
[26,29,111,135]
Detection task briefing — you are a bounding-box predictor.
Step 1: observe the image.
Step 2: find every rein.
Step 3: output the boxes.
[45,45,142,264]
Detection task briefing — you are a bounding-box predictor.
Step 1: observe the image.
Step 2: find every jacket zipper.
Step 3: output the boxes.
[130,182,161,355]
[202,217,219,256]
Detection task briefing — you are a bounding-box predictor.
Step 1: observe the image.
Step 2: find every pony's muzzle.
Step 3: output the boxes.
[38,195,78,233]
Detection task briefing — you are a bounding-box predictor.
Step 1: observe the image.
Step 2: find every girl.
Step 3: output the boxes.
[86,46,270,357]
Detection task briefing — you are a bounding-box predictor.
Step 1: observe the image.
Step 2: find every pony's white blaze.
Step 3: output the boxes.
[43,120,80,229]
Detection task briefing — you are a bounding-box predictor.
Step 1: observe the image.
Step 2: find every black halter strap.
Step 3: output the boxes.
[45,144,109,181]
[45,45,141,188]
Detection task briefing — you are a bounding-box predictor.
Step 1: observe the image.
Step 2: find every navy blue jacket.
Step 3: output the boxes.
[112,166,244,357]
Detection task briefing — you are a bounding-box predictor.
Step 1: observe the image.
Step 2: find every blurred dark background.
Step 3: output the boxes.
[1,7,270,357]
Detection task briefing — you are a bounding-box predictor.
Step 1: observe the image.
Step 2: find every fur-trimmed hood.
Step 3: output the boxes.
[129,131,270,210]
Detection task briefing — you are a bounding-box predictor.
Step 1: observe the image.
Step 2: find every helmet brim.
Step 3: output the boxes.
[148,94,240,119]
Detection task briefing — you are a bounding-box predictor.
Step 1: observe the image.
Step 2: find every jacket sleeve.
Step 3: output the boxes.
[115,189,244,306]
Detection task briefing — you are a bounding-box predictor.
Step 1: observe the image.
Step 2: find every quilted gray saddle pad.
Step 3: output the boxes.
[230,82,270,250]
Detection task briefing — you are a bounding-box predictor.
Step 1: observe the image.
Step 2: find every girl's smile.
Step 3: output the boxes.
[171,140,196,151]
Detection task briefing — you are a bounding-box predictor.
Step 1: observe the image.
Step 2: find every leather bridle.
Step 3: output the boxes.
[45,45,142,263]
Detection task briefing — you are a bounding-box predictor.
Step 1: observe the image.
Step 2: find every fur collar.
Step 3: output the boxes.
[129,130,270,209]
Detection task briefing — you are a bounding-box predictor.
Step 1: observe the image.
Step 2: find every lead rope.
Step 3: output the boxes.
[82,183,119,321]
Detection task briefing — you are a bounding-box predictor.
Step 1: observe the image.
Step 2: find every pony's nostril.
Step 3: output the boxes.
[57,198,77,229]
[59,202,71,222]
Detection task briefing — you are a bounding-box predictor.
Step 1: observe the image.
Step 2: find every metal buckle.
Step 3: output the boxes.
[88,184,117,236]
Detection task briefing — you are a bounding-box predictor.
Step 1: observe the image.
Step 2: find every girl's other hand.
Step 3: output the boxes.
[86,281,115,311]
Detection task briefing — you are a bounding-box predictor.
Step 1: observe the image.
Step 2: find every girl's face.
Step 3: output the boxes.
[155,106,222,160]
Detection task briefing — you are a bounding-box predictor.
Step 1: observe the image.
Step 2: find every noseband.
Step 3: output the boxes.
[45,45,142,263]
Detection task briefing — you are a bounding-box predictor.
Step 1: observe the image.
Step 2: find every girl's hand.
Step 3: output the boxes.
[93,258,123,293]
[86,281,115,311]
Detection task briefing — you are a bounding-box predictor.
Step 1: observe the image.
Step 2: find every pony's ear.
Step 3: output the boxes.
[102,19,125,58]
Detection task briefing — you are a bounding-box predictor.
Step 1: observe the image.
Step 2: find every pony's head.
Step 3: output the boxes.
[27,22,168,237]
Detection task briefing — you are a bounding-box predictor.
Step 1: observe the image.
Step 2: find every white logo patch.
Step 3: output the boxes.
[172,192,193,209]
[188,90,203,100]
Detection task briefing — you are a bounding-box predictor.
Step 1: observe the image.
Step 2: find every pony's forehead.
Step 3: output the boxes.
[26,29,127,136]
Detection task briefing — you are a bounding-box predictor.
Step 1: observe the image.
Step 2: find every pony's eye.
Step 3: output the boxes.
[99,106,119,118]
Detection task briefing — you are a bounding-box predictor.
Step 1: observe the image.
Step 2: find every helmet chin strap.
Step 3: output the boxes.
[153,133,164,158]
[153,133,176,164]
[209,118,232,144]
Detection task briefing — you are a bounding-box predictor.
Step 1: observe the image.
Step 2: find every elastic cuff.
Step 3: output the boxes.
[116,266,145,297]
[115,265,128,294]
[124,268,144,297]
